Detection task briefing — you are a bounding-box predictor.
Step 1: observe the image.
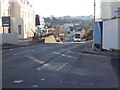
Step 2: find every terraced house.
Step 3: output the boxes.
[9,0,35,39]
[0,0,10,33]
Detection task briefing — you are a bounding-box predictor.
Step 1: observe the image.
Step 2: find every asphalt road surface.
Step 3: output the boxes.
[2,42,119,88]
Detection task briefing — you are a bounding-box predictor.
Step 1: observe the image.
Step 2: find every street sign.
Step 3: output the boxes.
[114,7,120,16]
[2,16,10,27]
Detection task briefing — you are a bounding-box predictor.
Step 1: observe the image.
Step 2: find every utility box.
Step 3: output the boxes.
[103,18,120,50]
[94,21,103,49]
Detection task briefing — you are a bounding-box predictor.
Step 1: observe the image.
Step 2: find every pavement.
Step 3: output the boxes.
[71,41,119,58]
[0,37,44,50]
[1,35,61,50]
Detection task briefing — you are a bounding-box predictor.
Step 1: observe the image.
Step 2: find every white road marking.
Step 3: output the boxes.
[41,66,45,69]
[44,63,49,66]
[37,67,41,70]
[57,69,60,71]
[26,56,45,64]
[62,54,77,59]
[13,80,23,84]
[33,85,38,88]
[53,52,61,55]
[37,66,46,70]
[37,63,49,70]
[60,81,63,83]
[53,52,76,59]
[56,63,68,71]
[60,67,62,69]
[41,79,45,81]
[90,83,93,86]
[73,81,76,84]
[14,50,35,56]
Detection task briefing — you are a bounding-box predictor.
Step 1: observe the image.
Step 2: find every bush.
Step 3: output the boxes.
[81,29,93,41]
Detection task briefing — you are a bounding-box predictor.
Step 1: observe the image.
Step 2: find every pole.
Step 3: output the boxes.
[92,0,96,50]
[94,0,96,25]
[3,27,4,34]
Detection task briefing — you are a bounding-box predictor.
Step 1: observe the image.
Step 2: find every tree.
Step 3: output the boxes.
[44,16,94,29]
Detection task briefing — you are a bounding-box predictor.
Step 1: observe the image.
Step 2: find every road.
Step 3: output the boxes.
[2,42,119,88]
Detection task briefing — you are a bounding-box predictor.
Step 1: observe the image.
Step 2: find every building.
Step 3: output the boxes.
[35,15,45,27]
[40,16,45,27]
[80,29,87,37]
[35,15,40,26]
[9,0,35,39]
[0,0,19,45]
[100,0,120,20]
[0,0,10,33]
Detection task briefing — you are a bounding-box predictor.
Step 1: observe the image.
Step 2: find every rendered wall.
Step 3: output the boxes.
[11,17,25,39]
[100,0,119,19]
[103,18,119,50]
[118,19,120,49]
[0,33,19,45]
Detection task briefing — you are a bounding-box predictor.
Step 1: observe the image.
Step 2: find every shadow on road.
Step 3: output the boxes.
[110,57,120,87]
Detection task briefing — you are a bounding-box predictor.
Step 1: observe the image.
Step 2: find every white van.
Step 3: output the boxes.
[73,33,81,42]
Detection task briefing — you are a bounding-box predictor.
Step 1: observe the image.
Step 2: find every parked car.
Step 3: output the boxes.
[73,33,81,42]
[55,35,61,42]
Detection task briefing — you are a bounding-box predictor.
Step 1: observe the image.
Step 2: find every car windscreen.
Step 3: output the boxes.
[75,34,80,38]
[43,30,47,33]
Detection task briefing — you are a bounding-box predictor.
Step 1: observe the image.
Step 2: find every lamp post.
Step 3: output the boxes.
[92,0,96,50]
[94,0,96,25]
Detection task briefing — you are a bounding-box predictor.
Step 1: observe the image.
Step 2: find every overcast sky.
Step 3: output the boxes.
[29,0,101,17]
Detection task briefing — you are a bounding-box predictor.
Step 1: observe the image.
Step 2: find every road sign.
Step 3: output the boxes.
[114,7,120,16]
[2,16,10,27]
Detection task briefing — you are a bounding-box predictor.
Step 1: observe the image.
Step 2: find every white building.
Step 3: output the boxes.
[0,0,9,17]
[0,0,19,45]
[9,0,35,39]
[80,29,86,37]
[40,16,45,27]
[100,0,120,19]
[0,0,10,33]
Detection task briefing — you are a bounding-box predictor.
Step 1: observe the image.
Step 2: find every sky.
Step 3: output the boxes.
[29,0,101,17]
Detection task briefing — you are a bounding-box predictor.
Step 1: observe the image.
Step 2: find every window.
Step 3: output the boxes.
[22,11,24,17]
[28,12,29,18]
[75,34,80,38]
[23,0,25,4]
[18,25,21,34]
